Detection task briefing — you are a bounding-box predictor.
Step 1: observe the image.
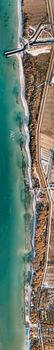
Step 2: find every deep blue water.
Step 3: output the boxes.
[0,1,25,349]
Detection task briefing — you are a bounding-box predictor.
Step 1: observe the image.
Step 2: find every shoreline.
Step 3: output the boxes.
[17,1,49,347]
[17,0,36,348]
[17,2,54,350]
[20,2,52,349]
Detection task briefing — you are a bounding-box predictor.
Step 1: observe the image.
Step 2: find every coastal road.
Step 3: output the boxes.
[39,323,44,350]
[35,46,54,349]
[35,48,54,291]
[36,49,54,187]
[46,0,54,34]
[29,22,54,43]
[41,194,52,289]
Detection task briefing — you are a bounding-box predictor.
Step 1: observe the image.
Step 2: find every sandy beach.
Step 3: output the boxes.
[21,1,54,350]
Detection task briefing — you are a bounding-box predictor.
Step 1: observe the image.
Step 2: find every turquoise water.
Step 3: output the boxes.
[0,1,25,349]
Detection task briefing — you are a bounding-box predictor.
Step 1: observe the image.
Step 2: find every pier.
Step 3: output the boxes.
[4,38,54,57]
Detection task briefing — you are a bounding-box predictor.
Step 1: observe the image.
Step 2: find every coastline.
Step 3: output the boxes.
[17,1,54,350]
[20,2,52,350]
[17,1,49,349]
[18,2,54,350]
[0,1,54,349]
[17,0,36,348]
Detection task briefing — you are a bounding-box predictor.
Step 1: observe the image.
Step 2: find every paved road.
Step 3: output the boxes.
[35,47,54,294]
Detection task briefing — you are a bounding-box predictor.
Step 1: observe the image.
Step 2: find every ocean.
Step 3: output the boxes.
[0,1,26,349]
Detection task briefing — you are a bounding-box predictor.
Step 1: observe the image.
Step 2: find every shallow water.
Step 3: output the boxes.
[0,1,25,349]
